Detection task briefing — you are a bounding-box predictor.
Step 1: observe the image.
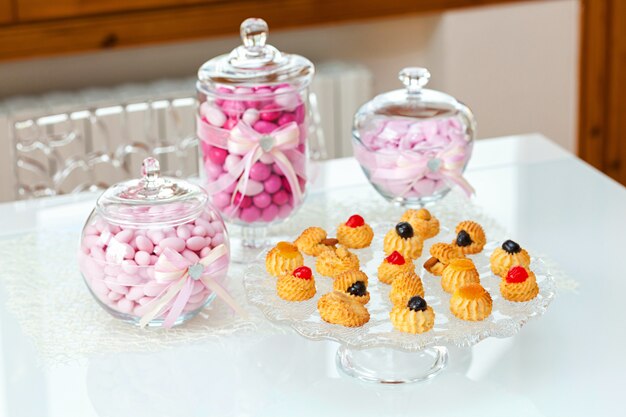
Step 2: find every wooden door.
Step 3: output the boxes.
[579,0,626,185]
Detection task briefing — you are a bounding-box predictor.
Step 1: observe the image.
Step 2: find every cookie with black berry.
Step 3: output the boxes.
[389,295,435,334]
[336,214,374,249]
[383,222,423,260]
[451,220,486,255]
[333,270,370,304]
[490,239,531,277]
[400,208,440,239]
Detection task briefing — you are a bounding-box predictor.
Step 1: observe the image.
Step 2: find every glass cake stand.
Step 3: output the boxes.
[243,219,557,384]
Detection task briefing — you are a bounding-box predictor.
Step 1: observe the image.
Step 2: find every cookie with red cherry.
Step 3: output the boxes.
[377,250,415,285]
[277,266,316,301]
[499,266,539,302]
[336,214,374,249]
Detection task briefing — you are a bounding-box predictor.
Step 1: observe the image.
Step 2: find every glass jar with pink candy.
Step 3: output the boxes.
[353,67,476,206]
[78,158,243,328]
[196,18,314,251]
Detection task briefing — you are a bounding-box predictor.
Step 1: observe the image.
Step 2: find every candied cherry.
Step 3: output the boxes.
[345,214,365,228]
[293,266,312,280]
[408,296,428,312]
[385,251,406,265]
[506,266,529,283]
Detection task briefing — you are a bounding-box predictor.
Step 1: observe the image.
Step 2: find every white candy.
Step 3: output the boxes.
[234,87,254,95]
[201,102,227,127]
[274,87,299,111]
[237,179,264,196]
[242,108,260,125]
[224,154,242,175]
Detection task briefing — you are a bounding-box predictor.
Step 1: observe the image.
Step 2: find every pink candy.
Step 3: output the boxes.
[207,146,228,166]
[354,116,472,201]
[79,208,229,324]
[198,83,308,225]
[249,162,271,182]
[253,120,278,134]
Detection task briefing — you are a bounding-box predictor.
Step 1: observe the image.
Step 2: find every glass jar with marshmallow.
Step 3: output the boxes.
[353,67,476,206]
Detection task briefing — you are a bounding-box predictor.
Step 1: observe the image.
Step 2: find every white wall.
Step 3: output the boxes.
[0,0,578,150]
[439,0,579,151]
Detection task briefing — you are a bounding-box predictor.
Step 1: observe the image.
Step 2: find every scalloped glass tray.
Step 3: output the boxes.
[244,222,556,352]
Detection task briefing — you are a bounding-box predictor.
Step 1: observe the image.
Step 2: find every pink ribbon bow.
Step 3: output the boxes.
[198,119,306,210]
[139,244,246,328]
[368,142,475,198]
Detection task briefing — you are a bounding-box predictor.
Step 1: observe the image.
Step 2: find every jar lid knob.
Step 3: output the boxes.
[141,157,161,190]
[240,18,268,51]
[399,67,430,93]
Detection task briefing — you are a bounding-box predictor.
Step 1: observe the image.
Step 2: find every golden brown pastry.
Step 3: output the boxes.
[400,208,440,239]
[276,266,316,301]
[383,222,423,260]
[449,283,493,321]
[318,291,370,327]
[390,296,435,334]
[336,214,374,249]
[423,242,465,276]
[490,239,531,277]
[315,245,360,278]
[451,220,486,255]
[377,250,415,285]
[500,266,539,302]
[294,227,337,257]
[389,271,424,306]
[333,270,370,304]
[265,241,304,277]
[441,258,480,293]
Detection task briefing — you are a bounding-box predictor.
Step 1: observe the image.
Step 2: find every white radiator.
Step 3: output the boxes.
[311,62,373,159]
[0,64,373,202]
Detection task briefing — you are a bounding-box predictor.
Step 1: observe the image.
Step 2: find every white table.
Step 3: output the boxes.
[1,134,625,417]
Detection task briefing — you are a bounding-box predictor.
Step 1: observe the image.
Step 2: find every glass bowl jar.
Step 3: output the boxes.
[78,157,230,328]
[353,67,476,206]
[196,18,314,242]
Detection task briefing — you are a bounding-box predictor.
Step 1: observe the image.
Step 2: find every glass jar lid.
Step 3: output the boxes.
[96,157,207,227]
[355,66,473,122]
[197,18,315,93]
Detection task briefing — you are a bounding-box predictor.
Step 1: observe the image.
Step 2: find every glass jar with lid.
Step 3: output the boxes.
[196,18,315,247]
[353,67,476,206]
[78,157,230,328]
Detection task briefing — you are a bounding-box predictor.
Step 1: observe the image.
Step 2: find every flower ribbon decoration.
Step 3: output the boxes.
[139,244,246,328]
[368,142,475,198]
[197,119,306,210]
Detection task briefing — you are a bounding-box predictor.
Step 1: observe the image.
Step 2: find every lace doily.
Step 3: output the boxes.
[0,232,273,367]
[0,187,573,365]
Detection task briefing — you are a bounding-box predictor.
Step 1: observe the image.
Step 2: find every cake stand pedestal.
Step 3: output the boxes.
[335,345,448,384]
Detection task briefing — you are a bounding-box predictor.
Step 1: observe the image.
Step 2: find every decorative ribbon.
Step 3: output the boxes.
[367,142,475,197]
[197,118,306,211]
[139,244,247,328]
